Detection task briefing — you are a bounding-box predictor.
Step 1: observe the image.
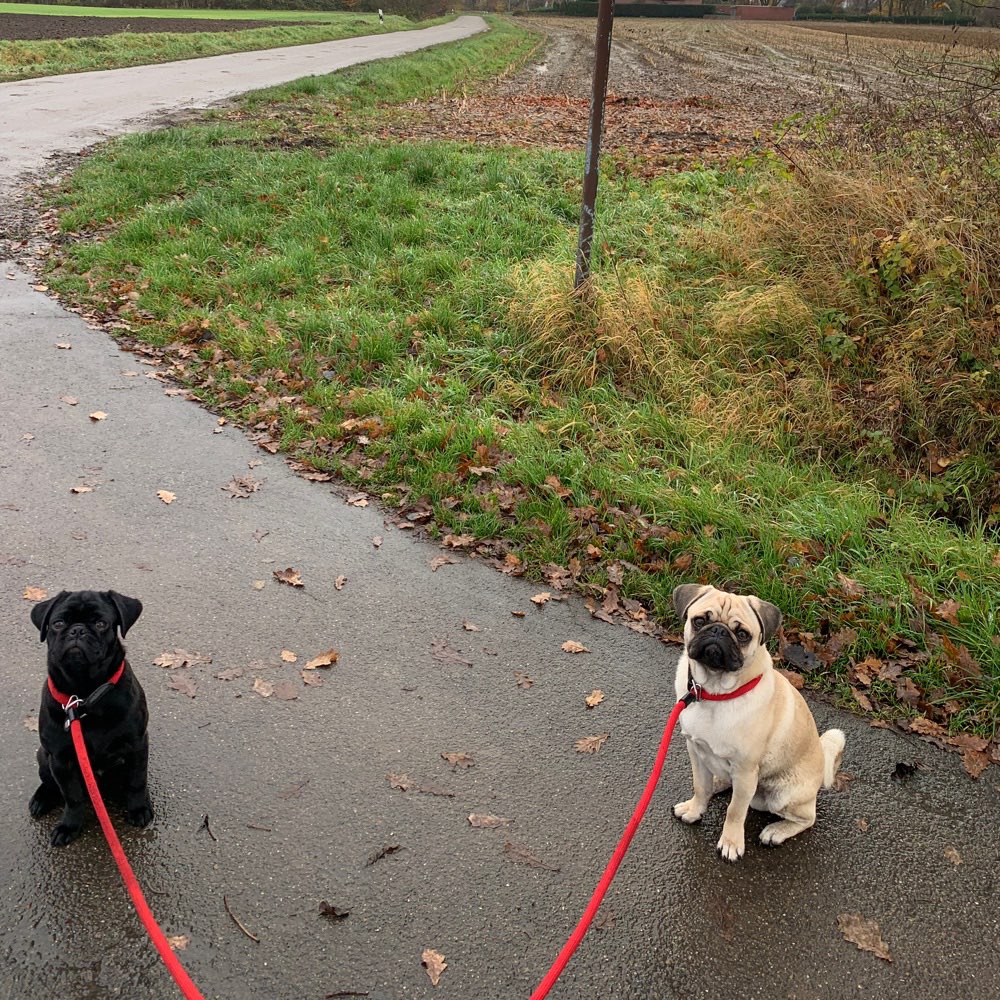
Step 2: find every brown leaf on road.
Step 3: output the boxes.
[575,733,609,754]
[223,475,264,499]
[60,395,78,406]
[251,580,266,591]
[273,567,304,588]
[319,902,350,920]
[23,714,39,732]
[562,640,590,654]
[304,650,339,670]
[167,674,197,698]
[70,485,93,494]
[441,752,474,769]
[387,773,412,792]
[468,813,510,829]
[961,749,990,779]
[502,839,561,871]
[154,649,212,669]
[157,490,176,504]
[442,533,475,548]
[23,586,48,602]
[430,555,455,572]
[55,342,72,350]
[854,817,870,833]
[386,773,454,798]
[88,411,107,422]
[530,592,552,606]
[253,678,274,698]
[365,844,402,866]
[462,620,481,632]
[214,667,244,681]
[167,934,190,952]
[272,681,299,701]
[334,575,347,591]
[511,610,526,618]
[430,638,473,667]
[301,670,324,687]
[585,689,605,709]
[372,535,384,548]
[514,671,534,689]
[345,492,369,508]
[836,913,892,962]
[280,650,298,663]
[832,770,854,792]
[943,846,963,865]
[421,949,447,987]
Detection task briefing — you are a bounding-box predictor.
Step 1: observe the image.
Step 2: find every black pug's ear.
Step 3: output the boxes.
[30,591,70,642]
[673,584,710,624]
[105,592,143,637]
[747,595,782,645]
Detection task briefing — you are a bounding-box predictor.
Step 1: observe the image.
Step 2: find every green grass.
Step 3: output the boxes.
[0,8,428,82]
[0,2,344,19]
[39,16,1000,738]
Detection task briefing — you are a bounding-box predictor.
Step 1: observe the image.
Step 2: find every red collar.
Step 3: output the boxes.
[48,659,126,708]
[686,672,763,704]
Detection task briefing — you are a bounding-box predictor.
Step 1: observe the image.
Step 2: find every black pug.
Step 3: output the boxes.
[29,590,153,847]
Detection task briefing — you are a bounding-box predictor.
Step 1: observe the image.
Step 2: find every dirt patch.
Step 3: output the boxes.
[0,12,305,42]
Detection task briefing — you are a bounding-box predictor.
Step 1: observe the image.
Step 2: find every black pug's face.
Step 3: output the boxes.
[31,590,142,689]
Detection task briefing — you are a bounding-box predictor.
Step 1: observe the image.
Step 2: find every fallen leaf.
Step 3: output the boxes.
[502,839,560,871]
[253,678,274,698]
[153,649,211,669]
[462,620,481,632]
[167,935,189,951]
[224,475,264,499]
[933,599,961,625]
[301,670,324,687]
[514,671,534,689]
[273,567,304,588]
[345,492,369,508]
[468,813,510,828]
[157,490,176,504]
[70,485,93,495]
[511,610,526,618]
[88,411,107,422]
[421,949,447,987]
[387,773,412,791]
[530,592,552,606]
[832,770,854,792]
[562,640,590,654]
[961,749,990,779]
[441,752,474,769]
[56,342,72,350]
[943,846,962,866]
[575,733,609,754]
[23,586,48,602]
[334,575,347,591]
[836,913,892,962]
[280,650,298,663]
[251,580,266,591]
[272,681,299,701]
[430,555,455,572]
[585,689,605,709]
[855,817,870,833]
[33,283,48,292]
[214,667,244,681]
[304,650,339,670]
[167,674,197,698]
[23,714,39,732]
[365,844,402,866]
[319,902,349,920]
[372,535,383,548]
[430,638,473,666]
[443,533,475,548]
[835,573,865,598]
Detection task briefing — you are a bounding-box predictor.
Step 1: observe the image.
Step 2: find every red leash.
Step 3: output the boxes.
[531,673,763,998]
[59,686,205,1000]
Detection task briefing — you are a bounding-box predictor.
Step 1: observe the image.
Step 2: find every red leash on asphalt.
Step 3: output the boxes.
[531,673,764,998]
[67,706,206,1000]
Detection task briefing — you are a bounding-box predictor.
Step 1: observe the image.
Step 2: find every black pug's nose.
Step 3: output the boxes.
[66,624,88,641]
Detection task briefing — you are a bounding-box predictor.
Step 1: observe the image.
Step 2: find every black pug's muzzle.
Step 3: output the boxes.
[688,623,743,673]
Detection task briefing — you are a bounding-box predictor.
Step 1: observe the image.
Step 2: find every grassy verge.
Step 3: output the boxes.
[39,16,999,742]
[0,9,425,82]
[0,2,347,19]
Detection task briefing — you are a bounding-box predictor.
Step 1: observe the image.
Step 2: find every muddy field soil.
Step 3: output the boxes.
[0,12,303,41]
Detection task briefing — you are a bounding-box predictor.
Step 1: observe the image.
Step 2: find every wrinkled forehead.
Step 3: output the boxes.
[54,591,107,620]
[688,590,756,628]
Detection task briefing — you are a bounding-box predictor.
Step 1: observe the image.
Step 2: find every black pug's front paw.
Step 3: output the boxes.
[29,785,61,819]
[126,801,154,828]
[50,821,85,847]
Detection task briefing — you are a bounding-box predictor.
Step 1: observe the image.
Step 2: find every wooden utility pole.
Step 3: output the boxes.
[573,0,615,290]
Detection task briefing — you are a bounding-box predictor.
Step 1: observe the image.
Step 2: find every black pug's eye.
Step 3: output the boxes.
[94,620,108,631]
[51,620,66,631]
[735,627,752,644]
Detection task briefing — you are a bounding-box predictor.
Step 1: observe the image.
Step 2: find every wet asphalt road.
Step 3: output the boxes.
[1,21,999,1000]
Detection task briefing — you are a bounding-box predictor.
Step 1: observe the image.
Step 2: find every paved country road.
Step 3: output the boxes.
[1,20,999,1000]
